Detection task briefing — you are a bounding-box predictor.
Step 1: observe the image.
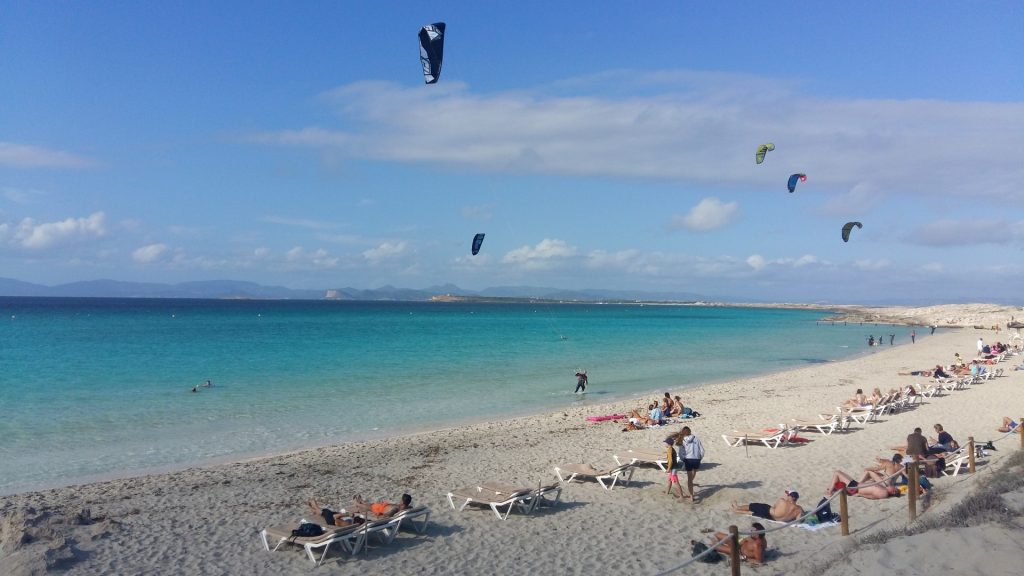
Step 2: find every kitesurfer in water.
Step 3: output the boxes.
[574,370,588,393]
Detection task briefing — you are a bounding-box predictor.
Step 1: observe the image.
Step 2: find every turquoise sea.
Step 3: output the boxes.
[0,297,899,495]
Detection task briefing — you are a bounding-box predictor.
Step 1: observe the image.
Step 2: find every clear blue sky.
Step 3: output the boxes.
[2,2,1022,302]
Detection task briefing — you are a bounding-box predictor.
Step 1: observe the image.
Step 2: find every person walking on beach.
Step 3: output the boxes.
[574,370,588,393]
[910,329,916,343]
[675,426,705,502]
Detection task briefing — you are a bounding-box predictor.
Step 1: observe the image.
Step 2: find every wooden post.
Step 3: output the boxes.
[968,436,976,473]
[907,461,919,521]
[838,490,849,536]
[728,524,741,576]
[1020,417,1024,450]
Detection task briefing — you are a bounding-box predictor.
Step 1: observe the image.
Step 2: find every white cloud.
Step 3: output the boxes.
[908,219,1022,247]
[362,241,409,264]
[2,187,44,204]
[253,74,1024,201]
[132,243,168,263]
[503,239,577,270]
[746,254,766,271]
[671,197,739,231]
[0,142,94,168]
[10,212,107,249]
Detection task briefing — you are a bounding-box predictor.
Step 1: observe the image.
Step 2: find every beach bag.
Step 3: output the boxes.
[292,522,324,538]
[690,541,722,563]
[815,497,840,523]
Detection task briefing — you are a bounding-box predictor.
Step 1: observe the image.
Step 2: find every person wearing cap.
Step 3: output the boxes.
[825,469,899,499]
[731,490,802,522]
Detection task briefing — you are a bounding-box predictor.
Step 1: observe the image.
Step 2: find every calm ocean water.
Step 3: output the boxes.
[0,297,894,494]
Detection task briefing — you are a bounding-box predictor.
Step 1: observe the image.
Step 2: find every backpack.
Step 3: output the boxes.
[691,541,722,563]
[292,522,324,538]
[815,497,841,523]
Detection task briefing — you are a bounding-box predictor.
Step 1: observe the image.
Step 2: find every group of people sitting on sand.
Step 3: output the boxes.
[624,392,700,430]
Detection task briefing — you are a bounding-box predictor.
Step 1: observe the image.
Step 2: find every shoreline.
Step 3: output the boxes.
[2,304,1022,575]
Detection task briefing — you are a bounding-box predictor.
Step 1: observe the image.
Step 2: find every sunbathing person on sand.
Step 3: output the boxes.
[997,417,1021,433]
[861,454,905,485]
[826,470,899,499]
[731,490,802,522]
[351,494,413,518]
[702,521,767,564]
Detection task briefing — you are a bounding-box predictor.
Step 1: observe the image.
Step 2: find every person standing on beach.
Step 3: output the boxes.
[676,426,705,501]
[910,329,916,343]
[889,334,895,345]
[977,337,985,355]
[574,370,588,393]
[930,325,936,335]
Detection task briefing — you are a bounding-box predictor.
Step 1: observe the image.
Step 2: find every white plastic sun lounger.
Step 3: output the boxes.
[261,521,365,567]
[554,463,635,490]
[447,485,535,520]
[612,448,670,470]
[789,418,838,435]
[721,428,792,449]
[392,505,431,534]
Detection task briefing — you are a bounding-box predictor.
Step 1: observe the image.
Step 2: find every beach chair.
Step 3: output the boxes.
[721,427,793,449]
[447,485,536,520]
[789,418,838,435]
[940,449,971,477]
[532,483,563,509]
[261,521,365,567]
[612,447,670,470]
[393,505,431,534]
[360,515,404,547]
[840,405,876,425]
[553,462,635,490]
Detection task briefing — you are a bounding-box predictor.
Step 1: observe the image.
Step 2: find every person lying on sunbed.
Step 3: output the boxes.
[731,490,802,522]
[306,498,366,526]
[825,470,899,500]
[702,521,767,564]
[351,494,413,518]
[843,388,869,408]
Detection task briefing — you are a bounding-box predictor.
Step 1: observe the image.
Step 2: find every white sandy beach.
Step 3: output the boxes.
[2,304,1022,576]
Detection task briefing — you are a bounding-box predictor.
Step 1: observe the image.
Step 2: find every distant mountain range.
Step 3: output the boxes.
[0,277,708,303]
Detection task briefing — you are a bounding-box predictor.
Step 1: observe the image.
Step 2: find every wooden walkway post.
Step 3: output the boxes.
[728,525,741,576]
[1020,417,1024,450]
[907,461,919,521]
[968,436,976,473]
[838,490,849,536]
